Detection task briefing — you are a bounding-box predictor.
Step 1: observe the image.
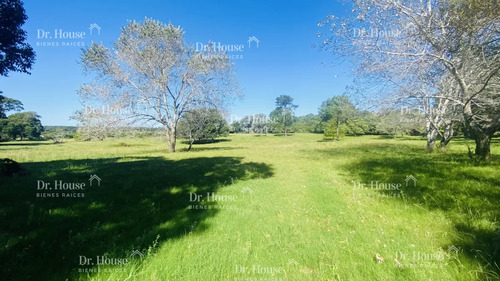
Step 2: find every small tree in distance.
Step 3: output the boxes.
[270,95,298,136]
[178,108,229,151]
[0,111,43,140]
[251,114,268,135]
[319,95,358,141]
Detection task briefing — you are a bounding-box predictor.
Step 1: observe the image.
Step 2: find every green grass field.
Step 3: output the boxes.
[1,134,499,280]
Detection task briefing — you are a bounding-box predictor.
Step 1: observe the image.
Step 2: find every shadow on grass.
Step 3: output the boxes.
[0,141,55,146]
[375,135,427,141]
[109,142,149,147]
[317,143,500,276]
[178,147,239,152]
[0,156,273,281]
[180,138,232,145]
[317,138,336,142]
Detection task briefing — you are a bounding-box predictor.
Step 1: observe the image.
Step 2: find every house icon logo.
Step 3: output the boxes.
[241,186,254,197]
[89,174,101,186]
[130,250,144,259]
[405,175,417,187]
[89,23,101,35]
[287,259,299,268]
[447,245,459,255]
[248,36,260,48]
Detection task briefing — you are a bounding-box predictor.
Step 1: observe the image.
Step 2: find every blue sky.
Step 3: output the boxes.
[0,0,353,126]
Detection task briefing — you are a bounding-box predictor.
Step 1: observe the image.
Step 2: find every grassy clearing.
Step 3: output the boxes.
[0,134,499,280]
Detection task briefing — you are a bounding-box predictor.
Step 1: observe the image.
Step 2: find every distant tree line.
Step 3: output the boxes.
[228,95,429,138]
[0,94,43,141]
[0,0,40,142]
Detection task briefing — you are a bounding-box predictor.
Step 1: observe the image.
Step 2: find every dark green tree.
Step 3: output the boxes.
[0,0,35,76]
[292,114,322,133]
[1,111,43,140]
[178,108,229,151]
[319,95,358,140]
[271,95,298,136]
[240,115,254,133]
[251,114,268,134]
[0,93,23,118]
[229,121,243,133]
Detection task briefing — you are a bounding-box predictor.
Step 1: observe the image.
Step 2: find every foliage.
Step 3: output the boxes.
[42,126,77,139]
[251,113,268,134]
[239,115,254,133]
[229,121,243,133]
[178,108,229,150]
[0,0,35,76]
[292,114,322,133]
[76,18,238,152]
[319,0,500,159]
[0,111,43,140]
[270,95,298,136]
[319,95,359,140]
[0,93,23,118]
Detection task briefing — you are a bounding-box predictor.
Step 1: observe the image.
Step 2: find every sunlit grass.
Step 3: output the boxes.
[0,134,498,280]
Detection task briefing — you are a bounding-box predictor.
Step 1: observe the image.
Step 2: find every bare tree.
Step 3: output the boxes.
[77,18,238,152]
[319,0,500,159]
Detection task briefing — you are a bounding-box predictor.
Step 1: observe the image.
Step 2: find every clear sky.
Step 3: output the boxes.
[0,0,353,126]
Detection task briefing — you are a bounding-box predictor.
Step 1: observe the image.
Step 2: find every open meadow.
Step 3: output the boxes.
[1,134,499,280]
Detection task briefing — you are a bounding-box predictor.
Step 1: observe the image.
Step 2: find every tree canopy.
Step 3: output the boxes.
[0,0,35,76]
[271,95,298,136]
[0,111,43,140]
[178,108,229,151]
[76,18,238,152]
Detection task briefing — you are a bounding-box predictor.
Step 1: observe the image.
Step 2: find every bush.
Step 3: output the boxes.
[0,158,23,176]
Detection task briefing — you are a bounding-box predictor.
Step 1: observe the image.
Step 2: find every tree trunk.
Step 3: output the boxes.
[284,124,287,136]
[463,102,496,161]
[426,121,439,151]
[474,132,492,161]
[336,120,339,141]
[439,121,454,151]
[165,128,176,152]
[187,140,193,151]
